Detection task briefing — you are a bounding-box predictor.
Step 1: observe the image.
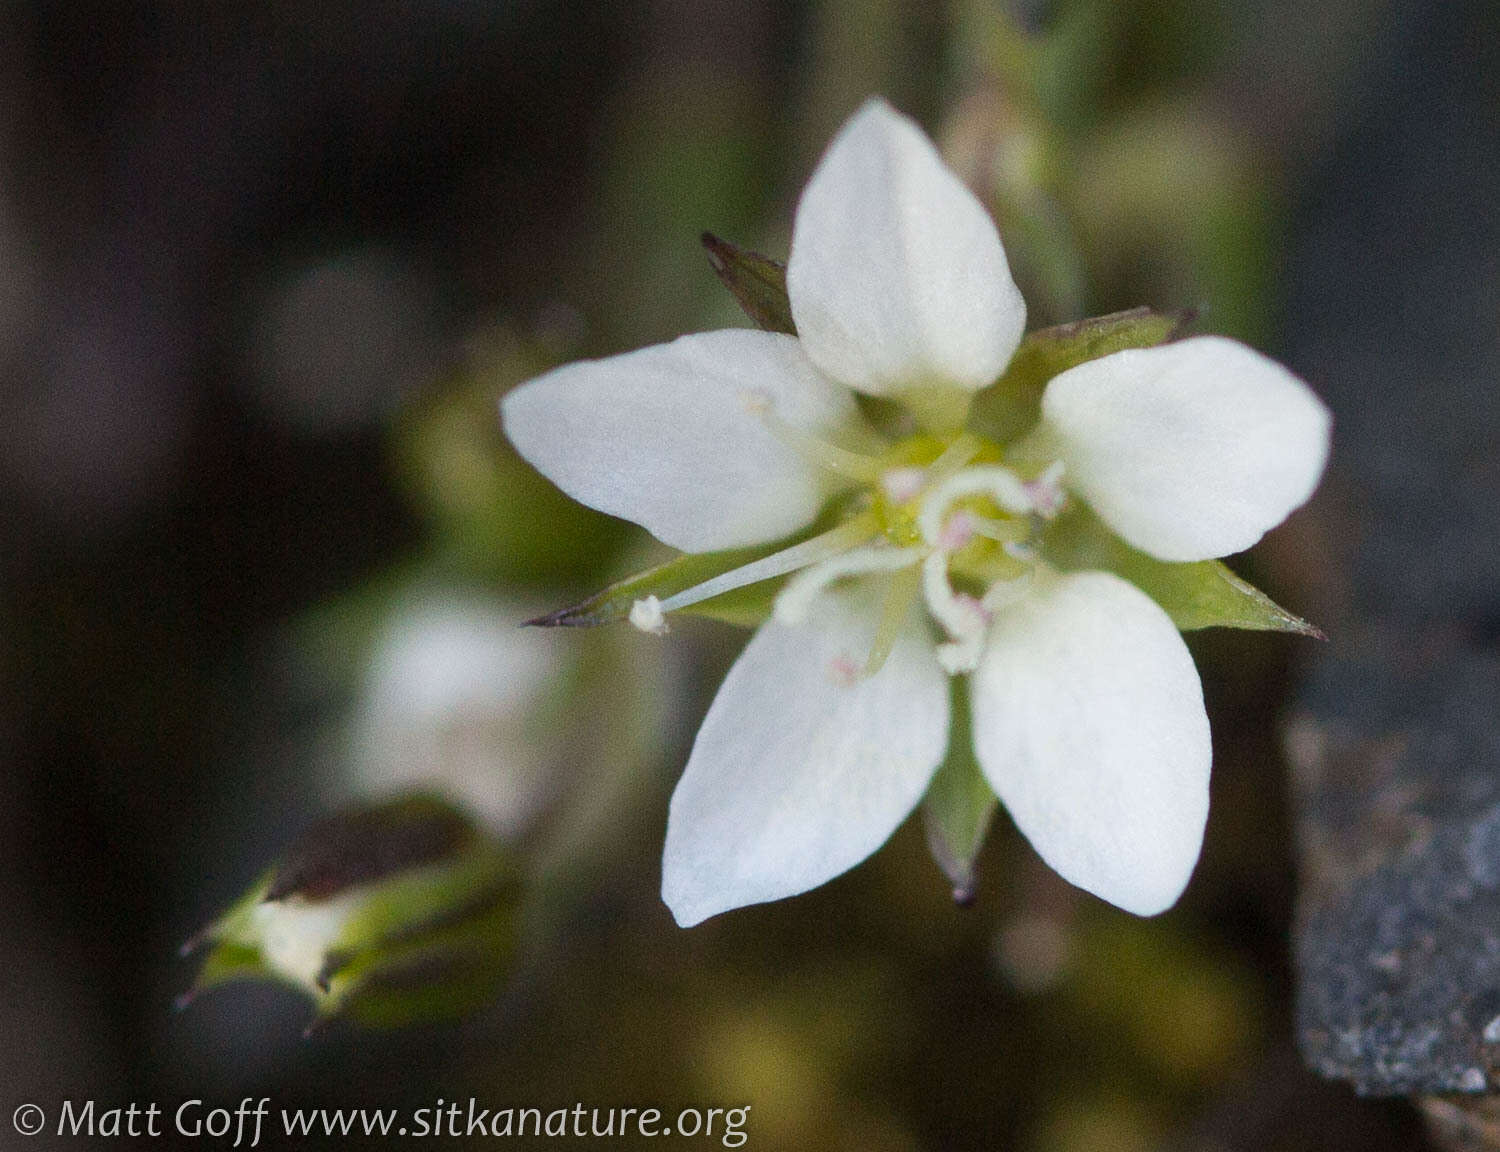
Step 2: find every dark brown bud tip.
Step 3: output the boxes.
[701,232,729,271]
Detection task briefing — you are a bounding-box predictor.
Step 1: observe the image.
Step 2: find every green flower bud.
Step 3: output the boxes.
[180,795,523,1033]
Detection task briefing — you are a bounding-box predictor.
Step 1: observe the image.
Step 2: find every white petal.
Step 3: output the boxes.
[663,589,949,926]
[502,329,865,553]
[971,571,1210,915]
[786,98,1026,397]
[1041,336,1332,561]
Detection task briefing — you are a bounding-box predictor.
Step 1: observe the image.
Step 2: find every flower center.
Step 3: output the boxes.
[775,434,1066,678]
[628,415,1068,683]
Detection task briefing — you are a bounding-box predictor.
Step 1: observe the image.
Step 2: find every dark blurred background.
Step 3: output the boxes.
[2,0,1493,1147]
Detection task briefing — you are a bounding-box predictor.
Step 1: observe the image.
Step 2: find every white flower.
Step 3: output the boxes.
[502,99,1330,924]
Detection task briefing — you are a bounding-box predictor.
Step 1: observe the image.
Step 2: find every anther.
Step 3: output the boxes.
[938,511,976,552]
[629,596,669,635]
[828,654,859,687]
[1023,460,1067,519]
[881,466,927,503]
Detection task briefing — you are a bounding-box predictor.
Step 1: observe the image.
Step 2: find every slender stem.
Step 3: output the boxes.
[656,512,879,615]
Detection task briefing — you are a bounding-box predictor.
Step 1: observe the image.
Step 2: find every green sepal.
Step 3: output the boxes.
[921,682,997,903]
[969,307,1191,444]
[313,873,521,1031]
[178,888,275,1009]
[702,233,797,335]
[523,546,764,628]
[524,516,825,631]
[1042,502,1323,636]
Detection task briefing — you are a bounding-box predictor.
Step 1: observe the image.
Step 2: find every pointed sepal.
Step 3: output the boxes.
[1042,502,1323,636]
[524,545,786,630]
[702,233,797,335]
[921,685,997,905]
[970,307,1192,444]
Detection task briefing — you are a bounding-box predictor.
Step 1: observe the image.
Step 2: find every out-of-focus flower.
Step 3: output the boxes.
[349,591,574,840]
[501,99,1330,925]
[334,584,672,881]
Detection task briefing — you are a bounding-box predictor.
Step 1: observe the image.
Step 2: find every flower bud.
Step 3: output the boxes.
[180,795,523,1032]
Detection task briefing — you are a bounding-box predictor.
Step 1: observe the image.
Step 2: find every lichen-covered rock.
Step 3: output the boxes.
[1290,626,1500,1096]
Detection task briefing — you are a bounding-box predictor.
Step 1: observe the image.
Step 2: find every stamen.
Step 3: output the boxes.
[917,466,1033,546]
[921,551,991,653]
[1023,460,1067,519]
[654,513,879,616]
[937,511,976,552]
[969,515,1029,544]
[742,390,885,483]
[881,466,927,503]
[774,544,925,626]
[863,563,923,678]
[629,595,668,635]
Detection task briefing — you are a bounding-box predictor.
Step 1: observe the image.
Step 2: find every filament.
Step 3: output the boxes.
[653,512,879,616]
[916,465,1033,546]
[773,544,924,625]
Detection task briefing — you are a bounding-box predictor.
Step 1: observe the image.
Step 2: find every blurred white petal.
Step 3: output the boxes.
[350,593,571,839]
[971,571,1210,916]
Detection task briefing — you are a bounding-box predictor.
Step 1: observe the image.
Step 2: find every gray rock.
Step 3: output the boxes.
[1291,629,1500,1096]
[1283,0,1500,1101]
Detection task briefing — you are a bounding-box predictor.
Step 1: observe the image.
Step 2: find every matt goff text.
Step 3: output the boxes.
[16,1098,753,1145]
